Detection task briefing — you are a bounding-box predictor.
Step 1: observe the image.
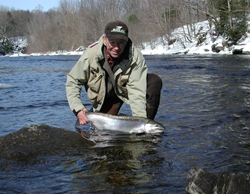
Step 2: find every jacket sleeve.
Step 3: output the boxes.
[65,54,89,114]
[126,48,148,118]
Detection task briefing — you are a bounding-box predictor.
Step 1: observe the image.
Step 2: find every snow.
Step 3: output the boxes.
[2,19,250,57]
[140,20,250,55]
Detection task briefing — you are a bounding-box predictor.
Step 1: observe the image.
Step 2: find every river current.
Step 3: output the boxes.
[0,55,250,193]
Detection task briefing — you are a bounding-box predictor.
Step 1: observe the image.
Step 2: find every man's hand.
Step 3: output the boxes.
[77,109,89,125]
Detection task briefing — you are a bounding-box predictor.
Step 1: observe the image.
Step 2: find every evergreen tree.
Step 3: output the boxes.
[212,0,248,44]
[0,11,15,54]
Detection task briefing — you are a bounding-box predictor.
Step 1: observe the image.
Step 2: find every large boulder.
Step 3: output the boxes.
[186,167,250,194]
[0,124,95,163]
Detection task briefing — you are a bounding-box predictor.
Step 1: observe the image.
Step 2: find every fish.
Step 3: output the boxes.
[85,112,165,134]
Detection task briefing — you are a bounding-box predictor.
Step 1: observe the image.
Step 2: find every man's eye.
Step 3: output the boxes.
[109,41,126,46]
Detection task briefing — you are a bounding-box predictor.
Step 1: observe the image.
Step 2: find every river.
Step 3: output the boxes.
[0,54,250,193]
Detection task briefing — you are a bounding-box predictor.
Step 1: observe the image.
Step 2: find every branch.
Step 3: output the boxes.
[185,2,215,20]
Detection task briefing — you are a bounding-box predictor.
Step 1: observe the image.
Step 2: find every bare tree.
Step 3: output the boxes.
[1,0,249,53]
[0,6,15,39]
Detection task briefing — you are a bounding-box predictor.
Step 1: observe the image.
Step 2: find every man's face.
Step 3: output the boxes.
[103,36,127,58]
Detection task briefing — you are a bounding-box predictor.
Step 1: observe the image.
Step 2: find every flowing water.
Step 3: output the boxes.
[0,54,250,193]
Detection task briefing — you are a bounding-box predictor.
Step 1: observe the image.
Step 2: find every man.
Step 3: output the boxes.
[66,20,162,125]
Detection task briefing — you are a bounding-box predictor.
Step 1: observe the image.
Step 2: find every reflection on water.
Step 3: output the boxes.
[0,55,250,193]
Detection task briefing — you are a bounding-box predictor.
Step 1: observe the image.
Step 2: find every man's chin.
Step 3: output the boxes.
[111,53,119,58]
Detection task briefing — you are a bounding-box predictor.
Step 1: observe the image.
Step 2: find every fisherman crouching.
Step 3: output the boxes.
[66,20,162,125]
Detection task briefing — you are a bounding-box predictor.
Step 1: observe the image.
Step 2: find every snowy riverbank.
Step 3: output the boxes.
[2,20,250,57]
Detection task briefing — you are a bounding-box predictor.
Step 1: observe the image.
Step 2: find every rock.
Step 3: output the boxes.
[186,167,217,194]
[0,124,95,163]
[216,172,250,194]
[186,167,250,194]
[232,48,243,54]
[211,45,221,53]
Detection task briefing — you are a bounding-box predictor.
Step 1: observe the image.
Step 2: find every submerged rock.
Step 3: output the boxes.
[186,167,250,194]
[0,124,95,163]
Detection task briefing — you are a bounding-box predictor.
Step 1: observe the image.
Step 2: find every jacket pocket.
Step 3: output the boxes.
[87,68,103,101]
[88,74,102,92]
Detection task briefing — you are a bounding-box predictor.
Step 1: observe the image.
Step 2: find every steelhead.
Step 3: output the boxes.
[85,112,165,134]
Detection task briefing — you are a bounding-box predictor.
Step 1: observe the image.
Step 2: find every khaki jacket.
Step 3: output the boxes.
[66,36,148,117]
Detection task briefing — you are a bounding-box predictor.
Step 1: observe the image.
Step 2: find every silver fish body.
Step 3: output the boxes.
[85,112,165,134]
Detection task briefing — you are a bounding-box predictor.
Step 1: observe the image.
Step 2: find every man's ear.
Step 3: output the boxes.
[102,35,107,46]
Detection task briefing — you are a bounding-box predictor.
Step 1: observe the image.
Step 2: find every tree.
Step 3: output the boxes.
[0,7,15,54]
[9,10,32,37]
[226,0,248,44]
[207,0,248,44]
[1,0,249,53]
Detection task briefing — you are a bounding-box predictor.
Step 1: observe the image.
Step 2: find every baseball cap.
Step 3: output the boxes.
[104,21,128,41]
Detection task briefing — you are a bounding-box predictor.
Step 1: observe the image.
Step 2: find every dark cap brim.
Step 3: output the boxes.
[106,34,128,42]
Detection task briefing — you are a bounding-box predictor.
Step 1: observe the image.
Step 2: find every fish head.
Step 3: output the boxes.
[144,120,165,133]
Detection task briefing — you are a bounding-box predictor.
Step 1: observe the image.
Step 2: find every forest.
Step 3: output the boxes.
[0,0,249,54]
